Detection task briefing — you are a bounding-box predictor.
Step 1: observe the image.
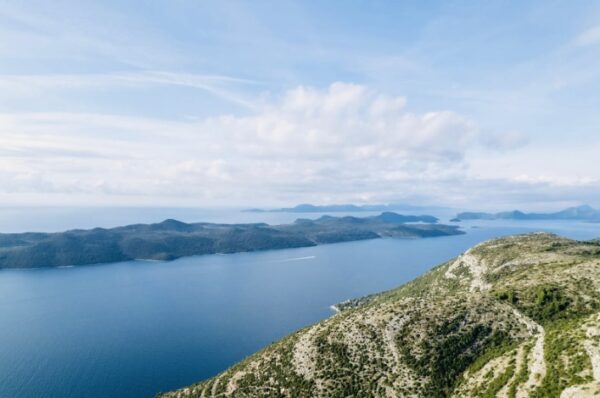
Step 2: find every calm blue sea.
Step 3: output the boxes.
[0,207,598,397]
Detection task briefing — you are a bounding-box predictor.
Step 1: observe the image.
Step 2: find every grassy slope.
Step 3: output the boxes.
[160,233,600,398]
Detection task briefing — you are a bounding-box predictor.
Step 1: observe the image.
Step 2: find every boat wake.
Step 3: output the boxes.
[277,256,316,263]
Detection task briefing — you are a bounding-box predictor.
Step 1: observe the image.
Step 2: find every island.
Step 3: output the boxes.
[244,203,443,217]
[0,212,462,269]
[454,204,600,221]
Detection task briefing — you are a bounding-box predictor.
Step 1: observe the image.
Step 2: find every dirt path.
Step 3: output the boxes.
[510,308,546,398]
[445,250,491,292]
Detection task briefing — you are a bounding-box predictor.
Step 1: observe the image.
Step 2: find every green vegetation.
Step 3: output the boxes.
[507,341,533,398]
[531,319,593,397]
[497,284,574,323]
[530,285,571,321]
[480,358,515,397]
[467,338,518,376]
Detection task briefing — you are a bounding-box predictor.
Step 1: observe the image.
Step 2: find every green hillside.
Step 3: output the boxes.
[160,233,600,398]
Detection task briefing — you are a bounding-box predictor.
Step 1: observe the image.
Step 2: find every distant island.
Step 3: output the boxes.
[245,203,441,218]
[453,204,600,221]
[0,212,462,269]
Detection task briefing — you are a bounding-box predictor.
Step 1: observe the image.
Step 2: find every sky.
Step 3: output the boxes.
[1,0,600,210]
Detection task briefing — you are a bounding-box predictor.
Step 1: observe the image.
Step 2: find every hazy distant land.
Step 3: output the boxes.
[244,203,444,216]
[453,204,600,222]
[0,212,462,269]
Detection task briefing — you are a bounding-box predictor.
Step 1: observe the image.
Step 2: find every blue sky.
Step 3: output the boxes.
[1,1,600,209]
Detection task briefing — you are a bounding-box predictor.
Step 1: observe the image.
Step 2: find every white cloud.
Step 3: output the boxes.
[11,81,600,210]
[574,25,600,47]
[0,82,485,205]
[0,71,260,109]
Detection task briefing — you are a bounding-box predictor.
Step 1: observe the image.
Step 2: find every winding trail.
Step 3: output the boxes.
[560,312,600,397]
[583,316,600,380]
[210,373,224,397]
[509,308,546,398]
[445,250,491,292]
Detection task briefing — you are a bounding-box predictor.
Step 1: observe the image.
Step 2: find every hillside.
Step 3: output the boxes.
[160,233,600,398]
[0,213,460,268]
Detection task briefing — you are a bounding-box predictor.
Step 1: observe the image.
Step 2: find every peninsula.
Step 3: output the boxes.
[162,233,600,397]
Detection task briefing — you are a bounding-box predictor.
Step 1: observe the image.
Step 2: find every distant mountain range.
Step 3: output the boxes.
[0,212,460,268]
[453,205,600,221]
[245,203,443,214]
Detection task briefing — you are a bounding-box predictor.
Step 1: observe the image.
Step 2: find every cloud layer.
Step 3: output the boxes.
[0,82,488,205]
[2,2,600,209]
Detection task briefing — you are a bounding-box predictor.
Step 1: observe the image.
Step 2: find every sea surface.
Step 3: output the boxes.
[0,207,598,397]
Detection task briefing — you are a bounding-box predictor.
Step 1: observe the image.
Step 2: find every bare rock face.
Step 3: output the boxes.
[160,233,600,398]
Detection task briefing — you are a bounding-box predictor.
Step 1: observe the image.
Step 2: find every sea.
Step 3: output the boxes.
[0,207,598,397]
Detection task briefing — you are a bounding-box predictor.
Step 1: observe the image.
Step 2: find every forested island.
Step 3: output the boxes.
[0,212,462,269]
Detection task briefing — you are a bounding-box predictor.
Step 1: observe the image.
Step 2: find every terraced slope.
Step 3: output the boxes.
[160,233,600,398]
